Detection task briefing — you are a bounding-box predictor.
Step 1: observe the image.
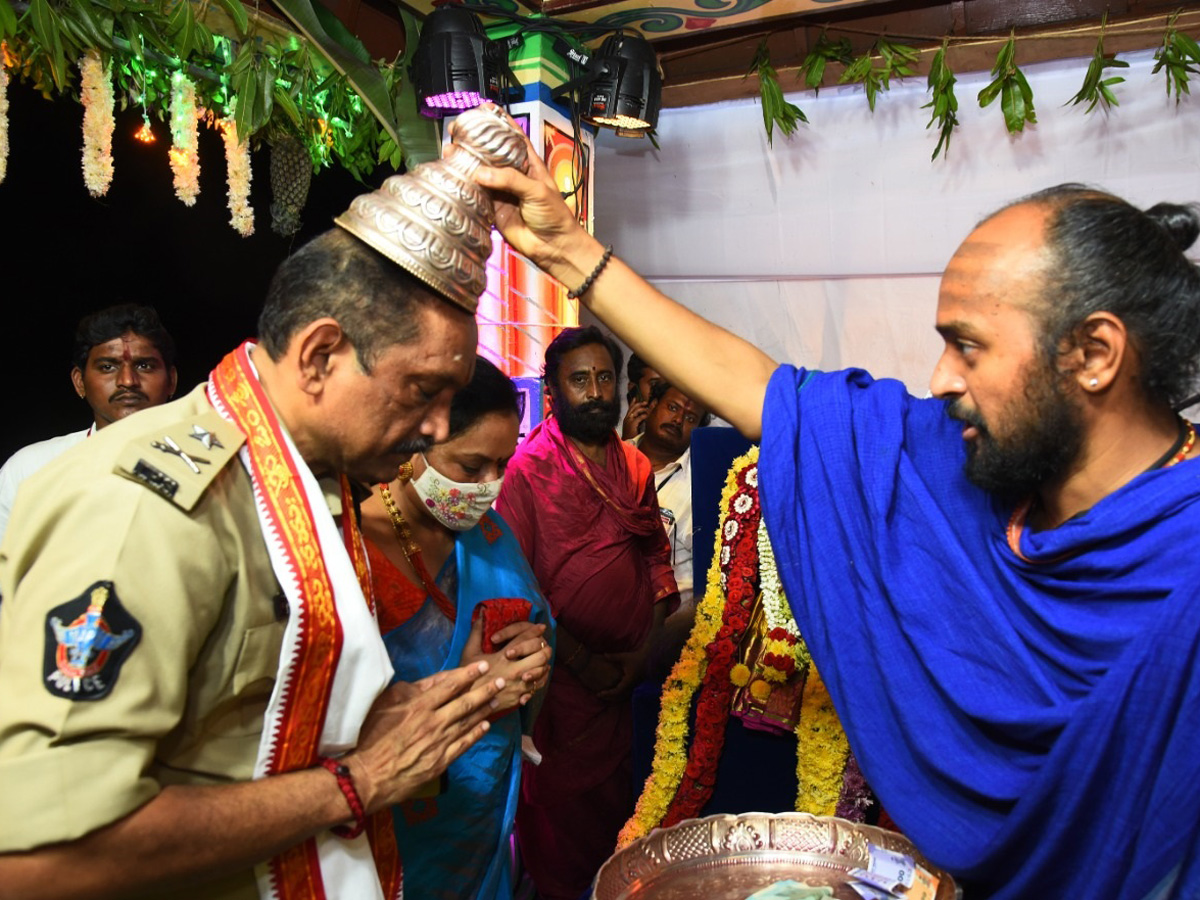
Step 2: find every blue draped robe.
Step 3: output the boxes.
[759,365,1200,899]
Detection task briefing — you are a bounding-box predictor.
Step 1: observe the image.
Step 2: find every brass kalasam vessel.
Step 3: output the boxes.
[593,812,958,900]
[335,104,529,314]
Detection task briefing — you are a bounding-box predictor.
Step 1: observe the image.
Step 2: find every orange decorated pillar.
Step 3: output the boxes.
[451,30,592,434]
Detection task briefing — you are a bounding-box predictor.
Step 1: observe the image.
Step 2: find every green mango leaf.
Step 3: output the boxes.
[70,0,114,51]
[1177,31,1200,62]
[255,57,275,126]
[839,53,871,85]
[28,0,70,91]
[1001,82,1020,131]
[212,0,248,37]
[1153,12,1198,102]
[1067,15,1129,113]
[274,85,304,128]
[232,66,258,142]
[749,39,806,146]
[118,13,143,69]
[194,20,214,56]
[977,81,1001,107]
[270,0,403,151]
[58,14,88,54]
[797,34,851,94]
[0,0,17,40]
[313,2,369,65]
[923,40,958,160]
[167,0,198,59]
[978,33,1035,133]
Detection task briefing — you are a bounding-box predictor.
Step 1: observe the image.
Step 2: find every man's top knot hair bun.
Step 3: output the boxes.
[1146,202,1200,252]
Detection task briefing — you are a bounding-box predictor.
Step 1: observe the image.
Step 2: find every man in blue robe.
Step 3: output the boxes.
[476,161,1200,899]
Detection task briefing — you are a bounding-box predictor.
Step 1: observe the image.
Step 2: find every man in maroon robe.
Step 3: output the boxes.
[496,326,678,900]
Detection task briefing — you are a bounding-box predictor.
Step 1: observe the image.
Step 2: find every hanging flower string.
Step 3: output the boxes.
[79,51,114,197]
[217,116,254,236]
[0,45,9,185]
[168,72,200,205]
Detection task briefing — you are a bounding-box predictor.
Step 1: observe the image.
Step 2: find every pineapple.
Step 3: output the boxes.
[269,135,313,237]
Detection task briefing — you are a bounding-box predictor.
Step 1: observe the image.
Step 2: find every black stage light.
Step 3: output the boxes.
[582,32,662,132]
[412,5,504,117]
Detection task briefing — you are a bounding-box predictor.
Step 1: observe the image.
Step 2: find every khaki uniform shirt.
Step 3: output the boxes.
[0,385,286,900]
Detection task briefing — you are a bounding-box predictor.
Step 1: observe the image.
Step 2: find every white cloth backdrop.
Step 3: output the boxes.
[591,49,1200,394]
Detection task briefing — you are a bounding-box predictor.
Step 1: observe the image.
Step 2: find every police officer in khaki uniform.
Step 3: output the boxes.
[0,224,530,898]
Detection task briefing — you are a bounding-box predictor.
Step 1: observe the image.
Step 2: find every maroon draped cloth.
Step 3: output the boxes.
[496,416,677,900]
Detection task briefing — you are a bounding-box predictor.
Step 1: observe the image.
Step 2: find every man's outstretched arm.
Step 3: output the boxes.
[475,145,778,441]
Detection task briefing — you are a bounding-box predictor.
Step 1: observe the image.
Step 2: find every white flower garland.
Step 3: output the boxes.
[169,72,200,206]
[79,51,114,197]
[0,53,9,185]
[218,117,254,236]
[758,516,800,637]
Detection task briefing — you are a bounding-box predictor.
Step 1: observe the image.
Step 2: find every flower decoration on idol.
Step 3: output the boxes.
[0,47,9,186]
[218,116,254,236]
[169,72,200,206]
[79,51,115,197]
[619,447,875,847]
[756,516,809,688]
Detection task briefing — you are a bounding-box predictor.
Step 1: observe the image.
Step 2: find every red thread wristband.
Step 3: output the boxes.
[317,756,366,839]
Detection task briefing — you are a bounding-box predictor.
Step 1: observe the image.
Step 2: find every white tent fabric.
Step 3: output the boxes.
[592,49,1200,393]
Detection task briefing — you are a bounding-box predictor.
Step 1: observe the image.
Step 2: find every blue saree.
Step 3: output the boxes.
[379,511,553,900]
[759,365,1200,899]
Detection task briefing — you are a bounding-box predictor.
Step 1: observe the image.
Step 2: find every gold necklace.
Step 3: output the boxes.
[379,483,420,559]
[378,482,457,621]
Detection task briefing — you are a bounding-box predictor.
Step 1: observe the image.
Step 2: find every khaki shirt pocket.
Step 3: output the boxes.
[232,621,285,696]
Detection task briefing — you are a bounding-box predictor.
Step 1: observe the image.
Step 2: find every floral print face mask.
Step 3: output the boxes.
[410,455,504,532]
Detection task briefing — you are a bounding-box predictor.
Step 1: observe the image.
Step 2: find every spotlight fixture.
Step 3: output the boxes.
[582,32,662,133]
[411,5,505,117]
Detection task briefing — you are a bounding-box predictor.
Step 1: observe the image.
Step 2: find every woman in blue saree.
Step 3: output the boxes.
[360,357,554,900]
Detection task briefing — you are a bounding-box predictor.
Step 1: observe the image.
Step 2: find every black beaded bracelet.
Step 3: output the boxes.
[567,244,614,299]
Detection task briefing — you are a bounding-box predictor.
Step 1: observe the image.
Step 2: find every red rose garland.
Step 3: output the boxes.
[661,461,761,826]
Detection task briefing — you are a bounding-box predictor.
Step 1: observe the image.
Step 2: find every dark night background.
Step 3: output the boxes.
[1,78,397,462]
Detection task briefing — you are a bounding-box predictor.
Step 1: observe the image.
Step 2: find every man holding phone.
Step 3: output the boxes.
[620,352,664,439]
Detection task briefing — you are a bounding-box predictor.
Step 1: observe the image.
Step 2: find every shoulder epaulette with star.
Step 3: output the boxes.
[115,411,245,512]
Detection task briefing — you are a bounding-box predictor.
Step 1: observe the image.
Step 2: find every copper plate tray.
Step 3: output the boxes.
[593,813,959,900]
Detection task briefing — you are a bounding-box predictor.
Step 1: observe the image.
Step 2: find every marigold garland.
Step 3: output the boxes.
[617,447,760,848]
[79,51,114,197]
[217,116,254,236]
[793,664,850,816]
[169,72,200,206]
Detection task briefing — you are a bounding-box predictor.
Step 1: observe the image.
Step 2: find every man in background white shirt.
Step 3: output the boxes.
[629,381,712,675]
[0,303,177,544]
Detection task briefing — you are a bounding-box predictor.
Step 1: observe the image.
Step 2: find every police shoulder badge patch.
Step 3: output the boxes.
[44,581,142,701]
